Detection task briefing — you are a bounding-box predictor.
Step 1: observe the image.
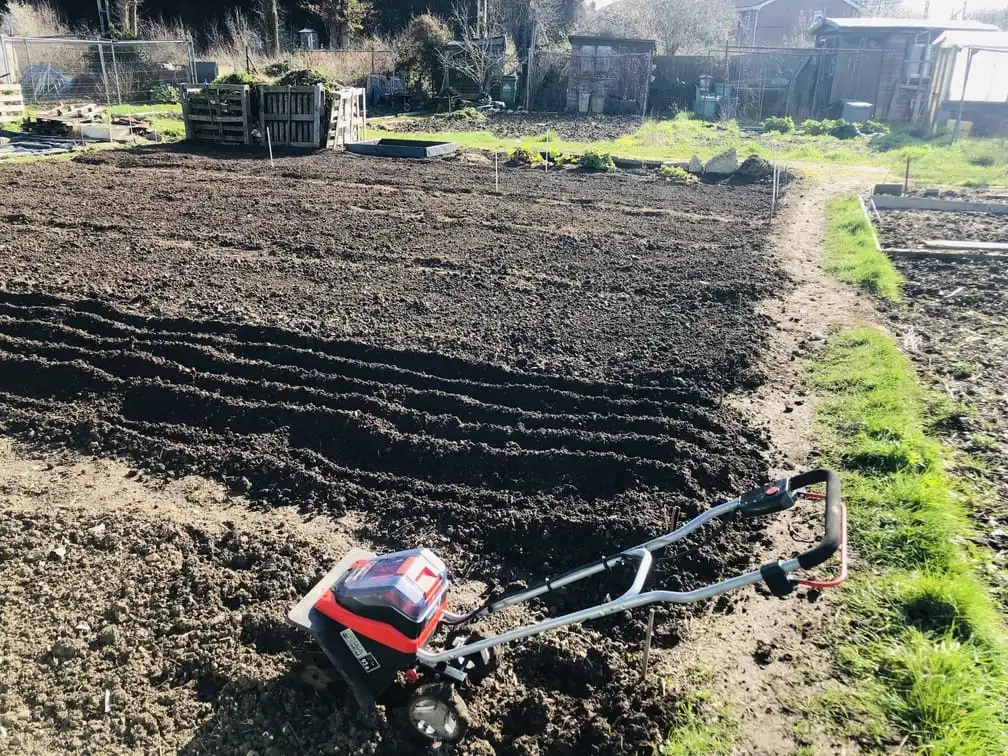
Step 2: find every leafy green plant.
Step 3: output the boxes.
[801,118,856,137]
[212,71,267,85]
[507,146,542,166]
[149,84,180,104]
[263,60,291,77]
[445,106,486,123]
[276,68,339,92]
[658,164,696,183]
[801,118,829,135]
[762,115,794,133]
[859,119,890,135]
[579,150,616,172]
[968,434,999,453]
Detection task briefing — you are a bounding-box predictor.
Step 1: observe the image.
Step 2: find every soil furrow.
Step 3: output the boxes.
[0,147,781,756]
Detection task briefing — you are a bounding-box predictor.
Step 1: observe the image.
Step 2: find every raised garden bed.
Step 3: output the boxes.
[347,137,458,158]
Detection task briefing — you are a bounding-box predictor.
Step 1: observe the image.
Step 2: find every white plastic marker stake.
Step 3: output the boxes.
[495,151,499,191]
[267,126,274,168]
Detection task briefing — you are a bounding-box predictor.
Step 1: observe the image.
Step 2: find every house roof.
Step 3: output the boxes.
[568,34,657,52]
[934,29,1008,51]
[812,17,998,34]
[734,0,861,11]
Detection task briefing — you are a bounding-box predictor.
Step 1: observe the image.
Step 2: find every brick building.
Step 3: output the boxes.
[733,0,861,47]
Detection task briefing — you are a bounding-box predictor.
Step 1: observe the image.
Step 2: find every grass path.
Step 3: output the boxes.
[813,206,1008,752]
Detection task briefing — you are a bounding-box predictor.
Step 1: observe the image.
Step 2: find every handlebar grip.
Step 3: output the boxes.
[788,468,842,569]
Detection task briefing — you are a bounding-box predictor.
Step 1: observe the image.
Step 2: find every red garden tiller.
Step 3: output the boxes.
[287,468,847,744]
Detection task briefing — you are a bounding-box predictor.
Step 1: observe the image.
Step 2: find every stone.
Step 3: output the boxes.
[107,602,129,623]
[51,641,79,660]
[96,625,118,648]
[703,148,738,175]
[687,154,703,173]
[49,545,66,561]
[873,183,903,196]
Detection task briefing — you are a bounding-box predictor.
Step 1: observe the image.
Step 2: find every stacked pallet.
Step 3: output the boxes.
[0,85,24,121]
[260,85,324,148]
[181,84,251,145]
[180,83,365,150]
[327,87,366,149]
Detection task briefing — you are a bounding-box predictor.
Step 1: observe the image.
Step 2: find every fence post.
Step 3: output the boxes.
[96,41,111,107]
[525,21,536,111]
[109,40,122,105]
[22,41,33,101]
[0,34,10,84]
[187,35,196,82]
[641,50,652,117]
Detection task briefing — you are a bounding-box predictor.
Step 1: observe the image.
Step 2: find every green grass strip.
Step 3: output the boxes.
[659,682,737,756]
[824,196,903,301]
[370,113,1008,186]
[813,329,1008,754]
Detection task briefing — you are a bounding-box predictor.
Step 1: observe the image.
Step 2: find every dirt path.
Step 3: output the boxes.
[657,174,879,754]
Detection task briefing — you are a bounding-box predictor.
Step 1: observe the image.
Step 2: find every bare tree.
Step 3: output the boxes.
[580,0,735,54]
[859,0,907,16]
[302,0,371,49]
[968,6,1008,28]
[113,0,141,36]
[438,3,512,96]
[261,0,281,55]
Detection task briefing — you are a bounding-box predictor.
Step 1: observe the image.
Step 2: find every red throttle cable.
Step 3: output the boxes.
[795,490,848,589]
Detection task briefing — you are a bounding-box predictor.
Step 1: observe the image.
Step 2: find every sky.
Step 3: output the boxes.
[590,0,1008,17]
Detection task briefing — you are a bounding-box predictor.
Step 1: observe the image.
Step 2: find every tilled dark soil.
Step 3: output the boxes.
[877,209,1008,248]
[1,145,774,387]
[0,145,784,754]
[882,253,1008,604]
[378,113,642,142]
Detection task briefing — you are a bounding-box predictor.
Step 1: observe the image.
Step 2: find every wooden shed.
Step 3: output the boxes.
[566,35,656,115]
[810,16,998,123]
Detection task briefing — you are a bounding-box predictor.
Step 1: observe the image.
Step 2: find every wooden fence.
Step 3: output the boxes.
[0,84,25,121]
[328,87,366,149]
[181,84,365,150]
[261,85,325,148]
[181,84,252,145]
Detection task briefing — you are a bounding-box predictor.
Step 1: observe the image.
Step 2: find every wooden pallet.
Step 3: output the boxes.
[327,87,366,149]
[0,84,24,121]
[39,102,104,121]
[181,84,252,145]
[21,117,74,137]
[261,85,324,148]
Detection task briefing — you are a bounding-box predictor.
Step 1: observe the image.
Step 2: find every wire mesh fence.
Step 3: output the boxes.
[649,46,886,124]
[527,50,651,114]
[0,36,194,106]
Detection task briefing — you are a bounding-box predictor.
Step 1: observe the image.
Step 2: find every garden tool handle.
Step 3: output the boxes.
[787,468,843,570]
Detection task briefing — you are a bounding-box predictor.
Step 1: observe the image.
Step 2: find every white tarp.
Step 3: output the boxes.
[936,30,1008,102]
[950,49,1008,101]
